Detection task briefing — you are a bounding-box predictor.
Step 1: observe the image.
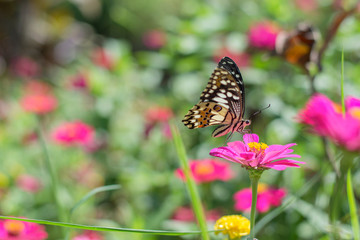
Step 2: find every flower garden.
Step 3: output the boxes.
[0,0,359,239]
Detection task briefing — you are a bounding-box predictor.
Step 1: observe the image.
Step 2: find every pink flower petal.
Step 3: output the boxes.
[243,134,259,144]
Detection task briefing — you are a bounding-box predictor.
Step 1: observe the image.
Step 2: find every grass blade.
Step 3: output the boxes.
[70,184,121,217]
[0,216,211,236]
[347,170,360,240]
[341,47,345,115]
[170,123,210,240]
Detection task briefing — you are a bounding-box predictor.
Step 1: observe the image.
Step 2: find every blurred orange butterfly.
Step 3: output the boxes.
[275,23,319,70]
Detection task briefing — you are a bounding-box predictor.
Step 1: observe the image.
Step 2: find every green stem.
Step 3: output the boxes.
[248,169,263,240]
[171,124,210,240]
[36,117,67,237]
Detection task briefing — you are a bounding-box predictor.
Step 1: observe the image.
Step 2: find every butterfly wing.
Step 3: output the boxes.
[182,57,245,137]
[276,23,318,68]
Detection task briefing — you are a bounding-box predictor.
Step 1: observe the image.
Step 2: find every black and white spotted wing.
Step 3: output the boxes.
[182,56,250,137]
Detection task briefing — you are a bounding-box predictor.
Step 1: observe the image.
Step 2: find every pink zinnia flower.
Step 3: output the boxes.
[234,184,286,213]
[175,159,234,183]
[72,230,103,240]
[298,94,360,151]
[213,48,251,68]
[143,30,167,49]
[144,106,174,139]
[92,48,115,70]
[52,121,95,147]
[210,134,304,171]
[247,21,281,50]
[16,174,42,193]
[20,81,58,114]
[11,57,39,78]
[20,93,58,114]
[172,206,221,222]
[0,219,48,240]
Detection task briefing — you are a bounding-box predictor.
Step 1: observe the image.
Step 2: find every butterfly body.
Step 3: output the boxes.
[182,57,251,137]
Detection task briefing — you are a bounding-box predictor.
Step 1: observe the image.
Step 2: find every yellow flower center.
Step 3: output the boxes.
[350,108,360,120]
[194,162,214,176]
[333,103,342,114]
[247,142,268,152]
[4,220,25,236]
[214,215,250,239]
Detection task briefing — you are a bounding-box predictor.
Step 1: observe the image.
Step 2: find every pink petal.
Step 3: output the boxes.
[227,141,247,153]
[243,134,259,144]
[257,192,272,213]
[265,160,305,170]
[234,189,252,211]
[238,152,256,160]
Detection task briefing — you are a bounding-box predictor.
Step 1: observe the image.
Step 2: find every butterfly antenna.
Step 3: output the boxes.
[249,104,271,120]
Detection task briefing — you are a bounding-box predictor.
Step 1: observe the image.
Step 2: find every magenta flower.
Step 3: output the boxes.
[210,134,304,171]
[172,206,222,222]
[52,121,95,147]
[247,21,281,50]
[298,94,360,151]
[11,57,39,78]
[72,230,103,240]
[16,174,42,193]
[234,184,286,213]
[175,159,234,183]
[0,219,48,240]
[69,72,89,90]
[143,30,167,49]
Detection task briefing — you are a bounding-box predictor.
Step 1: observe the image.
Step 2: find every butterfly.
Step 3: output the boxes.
[275,23,319,70]
[182,56,251,138]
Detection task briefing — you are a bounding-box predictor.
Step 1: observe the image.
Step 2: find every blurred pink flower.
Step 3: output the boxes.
[11,57,39,78]
[52,121,95,147]
[294,0,318,11]
[214,48,251,68]
[92,48,115,70]
[16,174,42,193]
[20,81,58,114]
[72,230,103,240]
[247,21,281,50]
[234,184,286,213]
[175,159,234,183]
[172,206,221,222]
[210,134,304,171]
[69,72,88,90]
[144,106,174,139]
[0,219,48,240]
[143,30,167,49]
[298,94,360,151]
[20,93,58,114]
